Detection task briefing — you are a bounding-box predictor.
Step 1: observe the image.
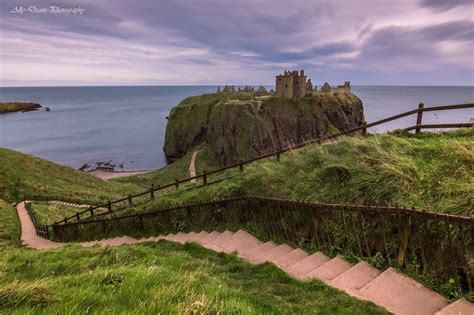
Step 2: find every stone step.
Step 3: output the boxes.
[80,241,99,247]
[358,267,448,315]
[173,232,189,244]
[180,231,198,243]
[203,230,234,252]
[220,230,263,254]
[306,256,352,283]
[238,241,278,260]
[162,233,177,241]
[331,261,381,297]
[136,237,152,243]
[435,298,474,315]
[189,231,209,243]
[197,231,221,246]
[250,243,294,264]
[286,252,331,280]
[273,248,309,270]
[99,236,137,247]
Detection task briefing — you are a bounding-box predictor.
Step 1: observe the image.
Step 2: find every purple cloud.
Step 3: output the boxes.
[0,0,473,86]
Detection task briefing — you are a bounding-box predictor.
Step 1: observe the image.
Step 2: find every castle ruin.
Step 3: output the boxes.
[275,70,307,99]
[216,70,350,99]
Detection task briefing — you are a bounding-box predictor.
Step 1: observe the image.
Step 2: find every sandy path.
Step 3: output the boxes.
[87,170,150,180]
[189,151,199,183]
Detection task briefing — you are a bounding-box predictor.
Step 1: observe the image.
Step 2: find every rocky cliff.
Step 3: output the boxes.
[0,102,41,114]
[164,92,365,165]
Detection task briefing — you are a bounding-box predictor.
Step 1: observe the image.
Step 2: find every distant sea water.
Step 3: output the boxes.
[0,86,473,170]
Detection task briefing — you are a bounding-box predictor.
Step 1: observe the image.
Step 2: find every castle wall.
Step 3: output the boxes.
[293,75,307,98]
[276,75,295,98]
[276,72,306,99]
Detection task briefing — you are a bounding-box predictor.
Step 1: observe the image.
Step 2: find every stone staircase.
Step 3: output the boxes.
[16,200,472,315]
[46,230,473,315]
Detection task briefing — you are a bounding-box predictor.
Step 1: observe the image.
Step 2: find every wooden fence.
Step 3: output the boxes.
[43,102,472,227]
[51,195,474,293]
[24,202,50,239]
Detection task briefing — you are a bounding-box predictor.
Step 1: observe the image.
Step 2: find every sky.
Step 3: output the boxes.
[0,0,473,86]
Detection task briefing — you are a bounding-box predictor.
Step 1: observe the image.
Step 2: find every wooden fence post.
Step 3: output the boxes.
[175,179,179,189]
[107,201,112,212]
[239,159,244,172]
[128,194,133,206]
[76,212,80,221]
[415,103,424,134]
[362,122,367,136]
[203,170,207,186]
[398,212,411,266]
[150,184,155,200]
[89,206,94,217]
[276,151,280,162]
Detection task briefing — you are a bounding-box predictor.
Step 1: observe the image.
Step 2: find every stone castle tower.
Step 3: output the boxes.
[275,70,307,99]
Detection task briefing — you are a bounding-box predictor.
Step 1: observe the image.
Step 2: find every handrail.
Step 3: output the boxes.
[49,194,474,295]
[49,102,473,226]
[59,195,474,227]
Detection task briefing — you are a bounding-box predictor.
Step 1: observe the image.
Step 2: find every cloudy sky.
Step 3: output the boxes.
[0,0,473,86]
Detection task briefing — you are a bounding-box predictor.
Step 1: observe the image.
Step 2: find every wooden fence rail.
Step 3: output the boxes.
[44,102,473,226]
[51,195,474,294]
[24,202,50,239]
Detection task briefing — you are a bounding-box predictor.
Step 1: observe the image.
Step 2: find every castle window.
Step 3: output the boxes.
[285,84,288,87]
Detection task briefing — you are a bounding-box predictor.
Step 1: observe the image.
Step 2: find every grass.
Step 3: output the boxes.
[118,129,474,216]
[0,201,386,314]
[29,202,108,226]
[115,143,221,188]
[0,148,142,204]
[0,199,21,248]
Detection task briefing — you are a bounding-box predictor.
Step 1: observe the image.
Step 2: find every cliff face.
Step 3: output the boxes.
[164,93,365,165]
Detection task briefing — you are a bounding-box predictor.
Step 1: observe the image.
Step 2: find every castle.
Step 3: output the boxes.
[215,70,350,99]
[275,70,350,99]
[275,70,309,99]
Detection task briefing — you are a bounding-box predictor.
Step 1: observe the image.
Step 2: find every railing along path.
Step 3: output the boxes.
[28,102,473,231]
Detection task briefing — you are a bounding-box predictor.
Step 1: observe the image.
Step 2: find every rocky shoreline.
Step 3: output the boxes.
[0,102,44,114]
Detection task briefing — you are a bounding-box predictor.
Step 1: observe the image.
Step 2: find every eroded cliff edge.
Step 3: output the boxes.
[164,92,365,165]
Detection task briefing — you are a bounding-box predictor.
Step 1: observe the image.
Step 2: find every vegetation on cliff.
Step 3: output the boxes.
[0,102,41,114]
[123,129,474,217]
[0,148,141,203]
[164,92,365,165]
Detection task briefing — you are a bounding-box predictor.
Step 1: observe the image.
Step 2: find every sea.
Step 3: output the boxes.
[0,86,473,171]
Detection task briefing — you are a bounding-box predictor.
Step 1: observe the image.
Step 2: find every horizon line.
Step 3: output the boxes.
[1,84,474,88]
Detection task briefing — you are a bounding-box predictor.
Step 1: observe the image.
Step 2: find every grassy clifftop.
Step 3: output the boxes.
[164,92,365,165]
[0,148,141,204]
[123,129,474,216]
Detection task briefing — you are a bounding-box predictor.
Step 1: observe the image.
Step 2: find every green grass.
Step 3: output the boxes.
[116,129,474,217]
[0,202,386,314]
[115,143,221,188]
[0,148,142,204]
[29,202,108,226]
[0,199,21,248]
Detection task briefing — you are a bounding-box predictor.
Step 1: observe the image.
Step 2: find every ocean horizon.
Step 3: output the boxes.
[1,85,473,171]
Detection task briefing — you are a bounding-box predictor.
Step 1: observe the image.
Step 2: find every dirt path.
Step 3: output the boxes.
[189,150,198,183]
[87,170,150,180]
